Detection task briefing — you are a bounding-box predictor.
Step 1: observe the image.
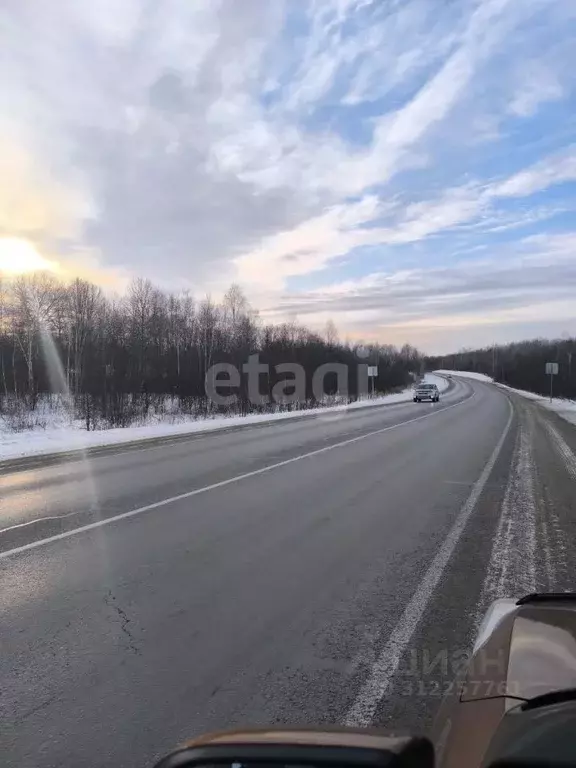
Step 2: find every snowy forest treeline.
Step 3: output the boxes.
[0,273,422,430]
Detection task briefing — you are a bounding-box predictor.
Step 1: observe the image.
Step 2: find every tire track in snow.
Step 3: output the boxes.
[537,416,575,588]
[538,507,556,590]
[475,418,538,625]
[543,419,576,483]
[531,413,569,588]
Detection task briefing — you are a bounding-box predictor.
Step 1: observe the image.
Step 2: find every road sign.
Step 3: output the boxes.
[546,362,559,401]
[366,365,378,396]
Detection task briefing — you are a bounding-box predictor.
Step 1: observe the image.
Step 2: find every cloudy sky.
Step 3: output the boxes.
[1,0,575,352]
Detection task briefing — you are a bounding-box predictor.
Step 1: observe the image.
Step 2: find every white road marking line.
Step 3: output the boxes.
[344,397,513,728]
[0,507,90,534]
[0,391,474,561]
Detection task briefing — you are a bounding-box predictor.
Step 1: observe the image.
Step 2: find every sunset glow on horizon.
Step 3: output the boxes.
[0,237,61,276]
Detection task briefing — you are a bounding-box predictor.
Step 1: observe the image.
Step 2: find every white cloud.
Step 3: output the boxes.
[235,146,576,291]
[0,138,92,242]
[342,1,466,106]
[369,0,520,150]
[0,0,574,355]
[491,148,576,197]
[210,0,541,205]
[234,195,386,288]
[261,233,576,350]
[509,72,564,118]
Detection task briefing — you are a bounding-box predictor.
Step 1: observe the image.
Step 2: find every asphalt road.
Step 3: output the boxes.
[2,376,576,768]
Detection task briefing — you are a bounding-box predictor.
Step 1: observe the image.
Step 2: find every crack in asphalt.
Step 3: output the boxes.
[104,590,141,655]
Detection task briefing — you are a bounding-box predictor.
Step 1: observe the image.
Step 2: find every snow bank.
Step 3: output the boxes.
[497,384,576,427]
[434,369,494,383]
[425,373,450,392]
[434,369,576,428]
[0,374,448,462]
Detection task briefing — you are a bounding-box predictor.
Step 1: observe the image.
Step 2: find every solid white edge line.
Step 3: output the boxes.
[344,394,514,727]
[0,388,474,561]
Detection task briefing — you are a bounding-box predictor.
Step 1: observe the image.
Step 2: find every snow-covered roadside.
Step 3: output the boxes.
[498,385,576,427]
[0,374,448,462]
[436,369,576,428]
[434,369,494,383]
[423,373,450,392]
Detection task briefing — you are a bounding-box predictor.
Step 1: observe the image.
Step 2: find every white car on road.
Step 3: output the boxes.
[413,383,440,402]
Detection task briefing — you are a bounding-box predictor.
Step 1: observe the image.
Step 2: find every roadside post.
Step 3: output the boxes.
[545,362,559,402]
[367,366,378,397]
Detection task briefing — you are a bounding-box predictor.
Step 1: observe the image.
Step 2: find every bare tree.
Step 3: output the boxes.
[67,278,103,393]
[11,272,65,402]
[324,319,339,346]
[127,278,155,379]
[0,275,8,397]
[0,273,425,427]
